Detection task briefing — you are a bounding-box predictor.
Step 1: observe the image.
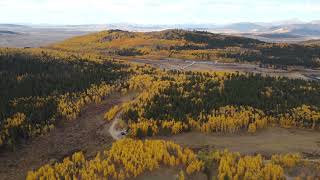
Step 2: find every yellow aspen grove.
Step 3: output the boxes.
[278,105,320,129]
[200,106,271,134]
[128,119,159,137]
[271,153,302,168]
[0,113,26,146]
[27,139,203,179]
[262,163,284,180]
[104,105,122,121]
[198,150,288,180]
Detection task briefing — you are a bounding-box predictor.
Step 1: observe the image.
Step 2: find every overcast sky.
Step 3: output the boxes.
[0,0,319,25]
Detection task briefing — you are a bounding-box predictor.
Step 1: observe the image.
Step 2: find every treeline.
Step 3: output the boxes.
[27,139,203,179]
[28,139,320,180]
[198,149,320,180]
[152,29,262,49]
[0,48,131,148]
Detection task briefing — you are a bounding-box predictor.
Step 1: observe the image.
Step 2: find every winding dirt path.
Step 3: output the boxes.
[108,92,138,140]
[0,93,132,180]
[180,61,196,70]
[108,111,123,140]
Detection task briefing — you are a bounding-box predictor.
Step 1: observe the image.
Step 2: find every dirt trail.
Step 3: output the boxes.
[0,93,132,180]
[108,111,123,140]
[107,92,138,140]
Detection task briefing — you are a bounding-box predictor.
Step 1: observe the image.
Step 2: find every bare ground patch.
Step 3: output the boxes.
[155,127,320,157]
[133,167,207,180]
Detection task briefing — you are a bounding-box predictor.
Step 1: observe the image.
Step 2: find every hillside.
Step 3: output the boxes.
[1,47,320,180]
[302,39,320,46]
[0,48,131,148]
[50,29,320,68]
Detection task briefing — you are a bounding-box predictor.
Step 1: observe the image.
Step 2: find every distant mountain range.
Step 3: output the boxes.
[1,21,320,36]
[51,21,320,42]
[213,22,320,42]
[0,30,19,35]
[1,20,320,47]
[220,23,263,32]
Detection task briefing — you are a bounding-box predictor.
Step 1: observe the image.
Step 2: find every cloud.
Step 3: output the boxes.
[0,0,319,24]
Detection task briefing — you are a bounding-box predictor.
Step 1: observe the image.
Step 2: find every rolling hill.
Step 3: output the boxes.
[302,39,320,46]
[0,30,19,35]
[50,29,320,68]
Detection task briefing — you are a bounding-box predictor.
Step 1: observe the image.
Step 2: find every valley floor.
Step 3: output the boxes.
[130,58,320,81]
[158,127,320,157]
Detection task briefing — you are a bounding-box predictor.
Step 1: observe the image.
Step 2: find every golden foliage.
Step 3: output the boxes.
[58,83,116,120]
[122,69,319,137]
[200,106,270,134]
[161,120,188,134]
[199,150,285,180]
[27,139,203,180]
[104,105,122,121]
[178,170,185,180]
[279,105,320,129]
[0,113,26,146]
[4,113,26,129]
[271,153,302,168]
[248,123,257,134]
[129,119,159,136]
[261,86,273,98]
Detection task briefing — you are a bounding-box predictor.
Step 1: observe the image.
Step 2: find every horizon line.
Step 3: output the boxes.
[1,19,320,27]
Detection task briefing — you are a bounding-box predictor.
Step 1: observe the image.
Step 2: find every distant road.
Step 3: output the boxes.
[130,58,320,81]
[180,61,196,70]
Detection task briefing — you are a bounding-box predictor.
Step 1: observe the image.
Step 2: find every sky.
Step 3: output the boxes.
[0,0,320,25]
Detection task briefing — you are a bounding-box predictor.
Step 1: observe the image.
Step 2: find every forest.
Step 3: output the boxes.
[0,48,131,148]
[26,139,203,180]
[118,70,320,137]
[1,30,320,180]
[50,29,320,68]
